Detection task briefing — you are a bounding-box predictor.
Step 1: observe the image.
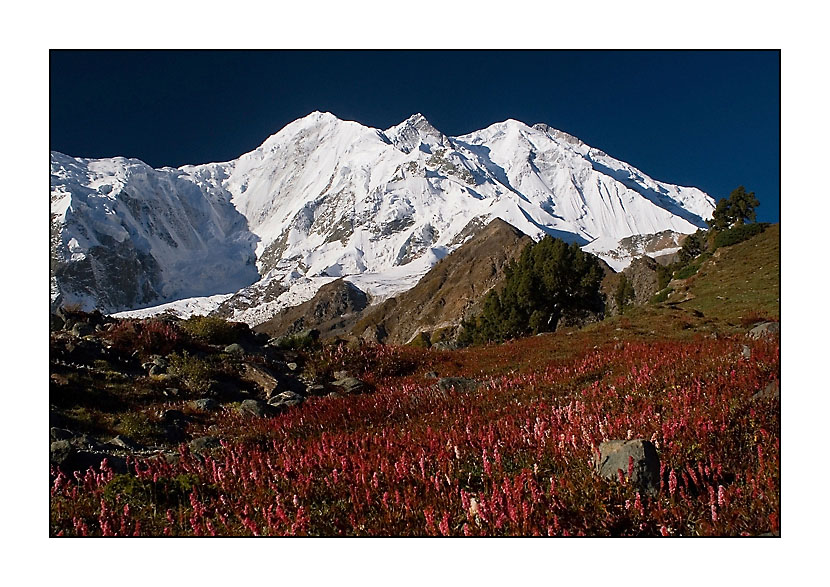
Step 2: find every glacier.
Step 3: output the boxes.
[50,111,715,322]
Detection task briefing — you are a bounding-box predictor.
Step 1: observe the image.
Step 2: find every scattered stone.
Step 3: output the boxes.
[267,391,305,408]
[424,371,440,379]
[71,322,94,337]
[238,362,280,398]
[224,343,246,355]
[106,435,142,451]
[333,370,351,380]
[190,398,219,411]
[305,384,328,396]
[69,434,105,451]
[748,321,780,340]
[436,377,479,392]
[50,440,73,466]
[239,399,272,418]
[287,362,299,371]
[189,436,222,453]
[752,380,780,402]
[741,345,752,359]
[163,387,181,398]
[595,439,660,495]
[327,392,343,399]
[332,376,367,395]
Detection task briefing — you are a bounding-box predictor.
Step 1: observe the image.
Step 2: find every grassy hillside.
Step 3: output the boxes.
[49,224,780,537]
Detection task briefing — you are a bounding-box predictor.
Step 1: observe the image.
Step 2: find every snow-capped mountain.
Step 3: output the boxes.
[50,111,715,321]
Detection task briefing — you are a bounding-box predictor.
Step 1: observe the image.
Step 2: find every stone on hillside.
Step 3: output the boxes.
[752,380,780,402]
[595,439,660,495]
[239,399,272,418]
[287,362,299,371]
[50,440,73,466]
[437,377,479,392]
[332,376,367,395]
[741,345,752,359]
[69,434,105,451]
[333,370,351,380]
[305,384,328,396]
[189,435,222,452]
[748,321,780,340]
[71,322,94,337]
[106,435,142,451]
[224,343,246,355]
[190,398,219,411]
[267,391,305,408]
[239,362,280,398]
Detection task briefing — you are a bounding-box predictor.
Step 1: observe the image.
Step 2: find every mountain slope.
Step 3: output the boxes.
[51,112,715,319]
[351,218,533,345]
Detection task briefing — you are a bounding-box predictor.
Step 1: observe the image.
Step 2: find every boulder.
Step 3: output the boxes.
[748,321,780,340]
[224,343,246,356]
[595,439,660,495]
[238,399,272,418]
[752,380,780,402]
[189,436,222,453]
[190,398,219,411]
[332,376,367,395]
[305,384,328,397]
[436,377,479,393]
[50,440,73,467]
[238,362,280,398]
[267,391,304,408]
[741,345,752,359]
[106,435,142,451]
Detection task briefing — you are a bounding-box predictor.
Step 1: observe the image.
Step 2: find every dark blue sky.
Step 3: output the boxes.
[50,50,779,222]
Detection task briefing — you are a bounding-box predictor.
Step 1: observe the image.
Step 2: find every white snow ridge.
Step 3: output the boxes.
[51,112,715,324]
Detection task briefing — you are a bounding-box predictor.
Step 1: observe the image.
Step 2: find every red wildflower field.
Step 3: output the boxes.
[50,333,779,537]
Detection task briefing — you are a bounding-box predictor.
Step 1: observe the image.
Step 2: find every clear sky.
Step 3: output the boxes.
[50,50,780,223]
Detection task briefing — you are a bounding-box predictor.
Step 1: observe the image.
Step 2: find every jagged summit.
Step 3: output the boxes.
[51,112,715,320]
[383,113,448,154]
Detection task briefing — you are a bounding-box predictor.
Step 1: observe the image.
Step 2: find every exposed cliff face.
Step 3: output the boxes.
[351,218,533,345]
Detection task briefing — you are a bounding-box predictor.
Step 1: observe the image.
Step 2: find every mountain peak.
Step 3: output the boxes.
[384,113,447,153]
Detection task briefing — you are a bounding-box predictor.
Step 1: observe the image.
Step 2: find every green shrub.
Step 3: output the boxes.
[673,264,699,280]
[181,315,246,345]
[272,331,318,351]
[713,223,769,249]
[650,287,671,304]
[459,236,604,344]
[614,275,635,312]
[167,351,218,394]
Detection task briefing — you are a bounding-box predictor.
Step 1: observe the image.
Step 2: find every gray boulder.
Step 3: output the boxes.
[267,391,304,408]
[190,398,219,411]
[595,439,660,495]
[752,380,780,402]
[332,376,367,395]
[106,435,142,451]
[189,436,222,452]
[239,399,272,418]
[748,321,780,340]
[224,343,246,355]
[437,377,479,392]
[305,384,328,397]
